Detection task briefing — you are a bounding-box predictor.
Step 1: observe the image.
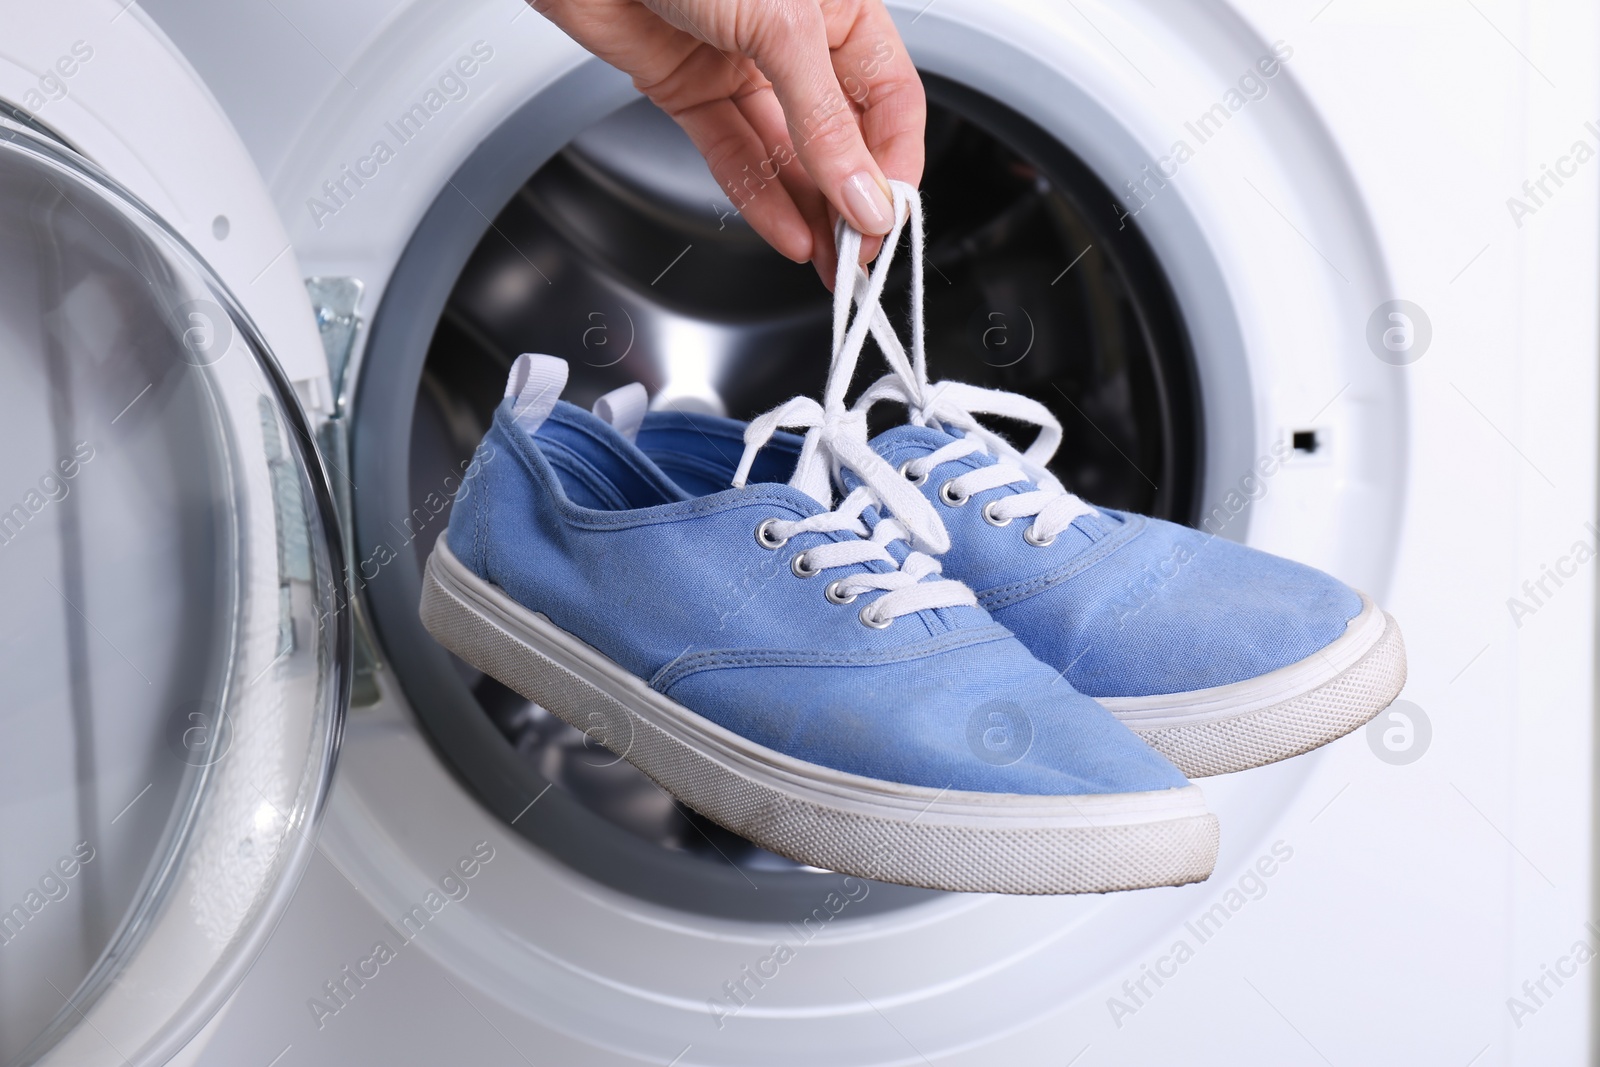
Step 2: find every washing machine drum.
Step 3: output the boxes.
[370,89,1206,915]
[0,122,344,1066]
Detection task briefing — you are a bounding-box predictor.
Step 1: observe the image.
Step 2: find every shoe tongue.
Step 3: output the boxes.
[868,422,962,461]
[829,424,958,497]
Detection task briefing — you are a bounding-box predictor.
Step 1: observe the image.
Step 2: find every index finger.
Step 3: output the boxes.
[825,1,926,189]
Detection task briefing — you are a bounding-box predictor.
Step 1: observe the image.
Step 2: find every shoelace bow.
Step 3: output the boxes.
[843,183,1099,546]
[731,186,975,627]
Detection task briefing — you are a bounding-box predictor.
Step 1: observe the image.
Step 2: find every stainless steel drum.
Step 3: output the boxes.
[358,84,1199,918]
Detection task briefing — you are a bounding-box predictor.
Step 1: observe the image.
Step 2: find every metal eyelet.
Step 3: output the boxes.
[1023,524,1056,548]
[755,518,789,550]
[824,580,858,606]
[982,500,1012,527]
[899,460,928,487]
[938,480,969,507]
[858,604,893,629]
[791,552,821,578]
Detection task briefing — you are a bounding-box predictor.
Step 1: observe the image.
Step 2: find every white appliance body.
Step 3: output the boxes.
[7,0,1596,1064]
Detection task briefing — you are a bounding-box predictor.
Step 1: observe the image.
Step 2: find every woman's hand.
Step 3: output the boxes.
[531,0,926,285]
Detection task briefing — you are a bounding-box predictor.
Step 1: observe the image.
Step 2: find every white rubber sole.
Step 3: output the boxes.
[419,541,1219,895]
[1100,594,1408,777]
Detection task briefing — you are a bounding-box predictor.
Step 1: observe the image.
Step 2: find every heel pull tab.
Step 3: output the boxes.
[506,354,568,435]
[592,382,649,441]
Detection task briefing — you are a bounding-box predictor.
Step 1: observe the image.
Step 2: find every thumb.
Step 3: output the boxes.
[744,5,895,236]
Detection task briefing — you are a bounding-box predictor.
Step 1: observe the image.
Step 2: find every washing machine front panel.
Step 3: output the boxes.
[127,0,1597,1064]
[167,0,1407,1061]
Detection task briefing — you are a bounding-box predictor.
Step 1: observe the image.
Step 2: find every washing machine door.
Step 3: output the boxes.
[0,121,347,1066]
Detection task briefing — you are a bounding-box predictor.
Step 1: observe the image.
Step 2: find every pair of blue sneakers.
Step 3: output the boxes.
[420,185,1405,895]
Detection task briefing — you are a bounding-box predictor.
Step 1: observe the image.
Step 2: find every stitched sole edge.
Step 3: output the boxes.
[419,543,1218,895]
[1119,614,1408,778]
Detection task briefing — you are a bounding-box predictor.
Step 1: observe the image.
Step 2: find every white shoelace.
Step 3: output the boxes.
[731,187,976,629]
[841,183,1100,548]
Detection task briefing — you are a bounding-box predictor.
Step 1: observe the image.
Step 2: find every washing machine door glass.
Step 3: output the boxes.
[0,122,346,1066]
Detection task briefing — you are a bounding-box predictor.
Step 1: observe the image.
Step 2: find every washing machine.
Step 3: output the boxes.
[3,0,1596,1064]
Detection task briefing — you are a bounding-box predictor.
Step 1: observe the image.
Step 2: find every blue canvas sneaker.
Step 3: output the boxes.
[420,346,1218,893]
[634,184,1407,779]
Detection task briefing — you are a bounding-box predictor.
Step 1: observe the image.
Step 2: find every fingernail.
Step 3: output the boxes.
[843,172,893,236]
